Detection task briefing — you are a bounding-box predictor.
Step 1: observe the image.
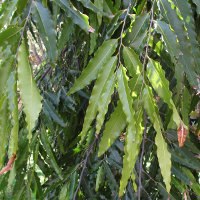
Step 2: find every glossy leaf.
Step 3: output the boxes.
[32,1,57,62]
[159,0,198,88]
[142,86,171,193]
[80,56,117,140]
[54,0,91,31]
[68,39,118,95]
[40,126,63,180]
[7,72,19,158]
[96,74,115,134]
[17,40,42,140]
[98,101,126,157]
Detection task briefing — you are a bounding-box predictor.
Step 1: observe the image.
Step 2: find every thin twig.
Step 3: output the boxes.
[37,66,52,86]
[117,0,132,68]
[73,136,98,200]
[138,111,148,200]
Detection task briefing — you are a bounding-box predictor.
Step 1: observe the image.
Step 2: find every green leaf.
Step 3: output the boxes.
[54,0,91,31]
[43,99,67,127]
[40,126,63,180]
[117,66,136,142]
[173,0,200,74]
[159,0,198,88]
[147,58,182,128]
[94,0,103,25]
[98,101,126,157]
[80,56,117,140]
[0,0,18,30]
[95,165,103,191]
[192,0,200,14]
[68,39,118,95]
[181,87,190,127]
[119,108,143,197]
[96,74,115,134]
[7,72,19,158]
[17,40,42,141]
[124,13,149,45]
[0,96,9,169]
[0,25,22,47]
[142,86,171,193]
[32,1,57,62]
[16,0,29,14]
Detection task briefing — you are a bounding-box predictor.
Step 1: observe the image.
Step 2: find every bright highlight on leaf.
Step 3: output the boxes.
[18,40,42,141]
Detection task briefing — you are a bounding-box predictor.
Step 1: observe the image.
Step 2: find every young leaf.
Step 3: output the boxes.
[17,40,42,141]
[7,72,19,158]
[96,74,115,134]
[40,126,63,180]
[98,101,126,157]
[80,56,117,140]
[32,1,57,62]
[53,0,91,32]
[68,39,118,95]
[142,86,171,193]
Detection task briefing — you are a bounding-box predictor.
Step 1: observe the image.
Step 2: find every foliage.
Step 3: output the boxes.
[0,0,200,199]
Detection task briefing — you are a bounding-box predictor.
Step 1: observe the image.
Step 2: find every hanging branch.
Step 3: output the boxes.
[73,135,98,200]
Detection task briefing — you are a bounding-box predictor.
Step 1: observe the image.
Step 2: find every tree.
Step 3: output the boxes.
[0,0,200,199]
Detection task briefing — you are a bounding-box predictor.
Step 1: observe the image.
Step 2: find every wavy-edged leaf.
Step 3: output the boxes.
[40,126,63,180]
[17,40,42,140]
[80,56,117,140]
[147,59,182,128]
[96,74,115,134]
[43,99,67,127]
[173,0,200,74]
[119,108,143,197]
[7,72,19,158]
[98,101,126,157]
[0,0,18,30]
[32,1,57,62]
[95,165,103,191]
[54,0,91,31]
[159,0,198,88]
[142,86,171,193]
[181,87,190,127]
[0,25,22,47]
[124,13,149,45]
[0,96,9,169]
[117,66,136,142]
[68,39,118,95]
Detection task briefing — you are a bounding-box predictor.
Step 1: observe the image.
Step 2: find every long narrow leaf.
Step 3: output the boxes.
[17,40,42,140]
[68,39,118,95]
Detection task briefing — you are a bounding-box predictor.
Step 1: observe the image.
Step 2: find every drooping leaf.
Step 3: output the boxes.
[0,0,18,30]
[124,13,149,45]
[142,86,171,193]
[40,126,63,180]
[7,72,19,158]
[53,0,92,32]
[0,96,9,169]
[159,0,198,88]
[17,40,42,140]
[68,39,118,95]
[80,56,117,140]
[119,108,143,197]
[96,74,115,134]
[32,1,57,62]
[98,101,126,157]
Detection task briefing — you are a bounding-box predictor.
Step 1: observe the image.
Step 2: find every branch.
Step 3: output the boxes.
[72,135,98,200]
[138,111,148,200]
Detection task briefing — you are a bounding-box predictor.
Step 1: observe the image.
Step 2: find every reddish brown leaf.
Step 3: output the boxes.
[177,122,188,147]
[0,154,16,175]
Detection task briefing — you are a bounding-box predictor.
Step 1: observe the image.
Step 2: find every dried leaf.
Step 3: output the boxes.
[177,122,188,147]
[0,154,16,175]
